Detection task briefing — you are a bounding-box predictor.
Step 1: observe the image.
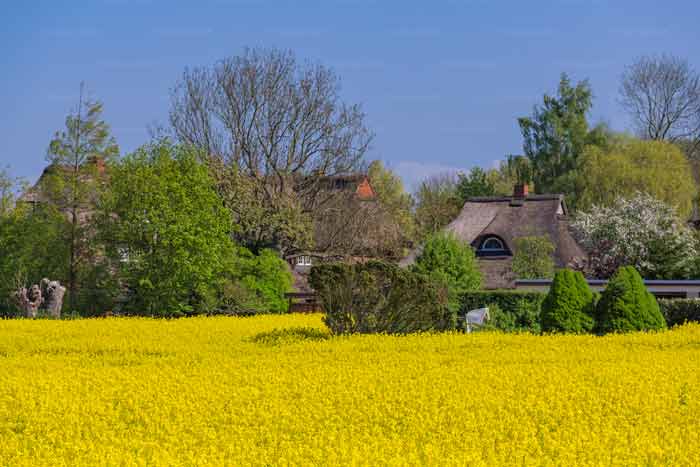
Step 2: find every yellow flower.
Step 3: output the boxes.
[0,315,698,466]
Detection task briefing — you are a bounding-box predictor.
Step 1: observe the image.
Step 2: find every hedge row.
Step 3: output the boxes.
[460,290,545,333]
[658,299,700,327]
[462,290,700,332]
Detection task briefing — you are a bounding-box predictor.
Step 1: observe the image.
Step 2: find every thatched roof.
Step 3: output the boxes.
[449,195,581,259]
[401,192,587,288]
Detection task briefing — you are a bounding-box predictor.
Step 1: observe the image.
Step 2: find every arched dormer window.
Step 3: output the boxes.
[481,237,504,251]
[476,235,510,256]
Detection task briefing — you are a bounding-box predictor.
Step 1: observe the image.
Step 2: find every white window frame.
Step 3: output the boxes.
[296,255,312,266]
[480,237,505,251]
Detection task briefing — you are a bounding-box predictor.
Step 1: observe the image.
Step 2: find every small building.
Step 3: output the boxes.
[402,184,586,289]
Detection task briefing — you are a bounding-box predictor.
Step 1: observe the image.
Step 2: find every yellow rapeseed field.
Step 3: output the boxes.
[1,314,699,466]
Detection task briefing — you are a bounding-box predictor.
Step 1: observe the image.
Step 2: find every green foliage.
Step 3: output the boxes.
[411,233,481,311]
[210,162,312,256]
[658,299,700,327]
[368,160,415,251]
[596,266,667,333]
[518,73,608,204]
[44,90,119,311]
[461,290,544,333]
[456,167,496,201]
[309,261,453,335]
[541,270,595,333]
[578,138,696,218]
[224,248,293,314]
[0,204,70,316]
[413,173,462,242]
[0,167,20,217]
[480,301,542,333]
[101,141,237,316]
[512,236,555,279]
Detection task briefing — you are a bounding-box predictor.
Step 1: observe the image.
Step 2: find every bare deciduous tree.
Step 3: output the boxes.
[620,54,700,155]
[169,49,373,254]
[313,192,404,259]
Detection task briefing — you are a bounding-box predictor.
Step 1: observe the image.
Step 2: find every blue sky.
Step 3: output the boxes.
[2,0,698,189]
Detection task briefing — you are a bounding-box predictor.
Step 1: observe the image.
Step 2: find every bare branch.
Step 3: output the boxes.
[620,54,700,150]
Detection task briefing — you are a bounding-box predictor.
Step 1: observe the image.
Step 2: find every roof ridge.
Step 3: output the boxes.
[467,194,564,203]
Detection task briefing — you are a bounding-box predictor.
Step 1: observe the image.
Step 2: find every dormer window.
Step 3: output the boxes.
[476,235,510,256]
[481,237,504,251]
[296,255,312,266]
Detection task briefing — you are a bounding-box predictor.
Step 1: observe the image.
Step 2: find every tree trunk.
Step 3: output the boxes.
[13,279,65,319]
[41,278,66,319]
[15,285,42,318]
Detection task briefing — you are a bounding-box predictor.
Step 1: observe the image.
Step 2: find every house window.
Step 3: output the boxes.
[476,236,510,256]
[296,255,312,266]
[480,237,505,251]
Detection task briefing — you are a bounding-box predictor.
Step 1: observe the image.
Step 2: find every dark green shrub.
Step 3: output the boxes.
[460,290,544,333]
[541,269,595,333]
[309,261,453,334]
[411,233,481,311]
[658,299,700,327]
[596,266,667,333]
[481,300,542,333]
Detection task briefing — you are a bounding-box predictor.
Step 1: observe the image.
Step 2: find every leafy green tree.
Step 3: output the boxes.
[518,73,608,202]
[413,173,462,241]
[368,160,415,251]
[512,236,555,279]
[411,232,481,310]
[207,161,312,256]
[227,248,293,313]
[596,266,666,333]
[476,157,534,197]
[578,138,696,218]
[457,167,496,201]
[0,203,70,316]
[541,269,595,333]
[0,167,20,217]
[43,85,119,310]
[100,141,237,315]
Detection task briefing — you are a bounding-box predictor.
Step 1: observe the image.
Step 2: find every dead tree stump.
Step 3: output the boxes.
[41,278,66,319]
[13,279,65,318]
[15,285,43,318]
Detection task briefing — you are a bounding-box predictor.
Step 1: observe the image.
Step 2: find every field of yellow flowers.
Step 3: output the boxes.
[1,314,699,466]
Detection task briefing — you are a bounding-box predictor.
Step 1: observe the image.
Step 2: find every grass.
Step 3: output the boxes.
[1,314,699,465]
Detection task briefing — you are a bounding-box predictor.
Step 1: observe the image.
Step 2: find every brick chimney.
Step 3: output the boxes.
[513,183,529,198]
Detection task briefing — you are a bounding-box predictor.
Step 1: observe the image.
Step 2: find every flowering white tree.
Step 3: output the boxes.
[571,193,698,279]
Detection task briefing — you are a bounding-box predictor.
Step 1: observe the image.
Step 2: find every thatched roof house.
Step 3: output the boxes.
[403,184,586,289]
